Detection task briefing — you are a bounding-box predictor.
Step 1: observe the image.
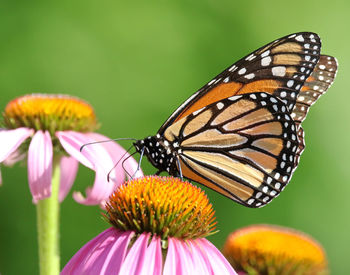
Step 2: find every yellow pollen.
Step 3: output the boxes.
[223,225,328,274]
[106,176,216,240]
[3,94,97,132]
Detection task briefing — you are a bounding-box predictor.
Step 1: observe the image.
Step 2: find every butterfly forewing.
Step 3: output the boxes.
[159,32,321,134]
[168,93,298,207]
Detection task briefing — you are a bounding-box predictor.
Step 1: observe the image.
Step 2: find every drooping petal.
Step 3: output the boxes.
[187,240,211,274]
[0,127,33,163]
[163,237,237,275]
[57,131,142,205]
[195,238,237,275]
[28,130,53,202]
[56,131,95,170]
[119,233,162,275]
[173,239,197,273]
[57,131,119,204]
[163,237,177,275]
[2,150,26,166]
[61,228,134,275]
[86,133,144,181]
[59,156,79,202]
[164,238,194,275]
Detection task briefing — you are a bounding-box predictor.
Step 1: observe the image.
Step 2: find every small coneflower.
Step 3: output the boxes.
[222,224,328,275]
[1,94,142,204]
[62,176,237,275]
[0,94,142,275]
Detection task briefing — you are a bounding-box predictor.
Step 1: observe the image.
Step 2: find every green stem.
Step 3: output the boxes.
[36,159,60,275]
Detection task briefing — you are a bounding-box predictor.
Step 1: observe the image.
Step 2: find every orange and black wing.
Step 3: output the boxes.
[164,92,298,208]
[159,32,323,134]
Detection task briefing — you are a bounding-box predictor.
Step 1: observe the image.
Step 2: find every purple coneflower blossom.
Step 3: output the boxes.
[62,176,237,275]
[0,94,142,204]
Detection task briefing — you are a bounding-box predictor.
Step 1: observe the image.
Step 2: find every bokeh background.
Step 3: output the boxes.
[0,0,349,274]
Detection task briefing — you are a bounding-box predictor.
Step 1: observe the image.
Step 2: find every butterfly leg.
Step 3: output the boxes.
[176,156,183,181]
[128,146,145,179]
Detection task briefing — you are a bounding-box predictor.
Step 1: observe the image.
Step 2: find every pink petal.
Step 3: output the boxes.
[86,133,144,181]
[163,237,178,275]
[0,128,33,163]
[187,240,211,274]
[56,131,95,170]
[28,130,53,202]
[164,238,196,275]
[59,156,79,202]
[173,239,197,273]
[195,238,237,275]
[57,131,116,205]
[3,150,26,166]
[119,233,162,275]
[61,228,134,275]
[57,131,143,205]
[164,237,237,275]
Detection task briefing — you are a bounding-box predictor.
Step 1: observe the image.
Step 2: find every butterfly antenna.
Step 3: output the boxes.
[107,144,134,182]
[80,137,137,152]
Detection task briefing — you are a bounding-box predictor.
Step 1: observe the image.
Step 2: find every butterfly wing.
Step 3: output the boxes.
[159,32,322,134]
[150,32,337,207]
[163,92,298,208]
[291,55,338,127]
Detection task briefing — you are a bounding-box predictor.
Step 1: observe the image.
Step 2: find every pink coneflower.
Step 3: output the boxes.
[0,94,141,204]
[62,176,237,275]
[222,224,328,275]
[0,94,142,275]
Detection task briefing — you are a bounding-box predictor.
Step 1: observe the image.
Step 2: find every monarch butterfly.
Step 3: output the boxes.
[133,32,337,208]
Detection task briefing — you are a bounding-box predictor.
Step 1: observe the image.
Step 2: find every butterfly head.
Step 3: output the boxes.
[134,135,179,175]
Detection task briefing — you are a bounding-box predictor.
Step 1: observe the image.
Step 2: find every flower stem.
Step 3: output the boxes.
[36,159,60,275]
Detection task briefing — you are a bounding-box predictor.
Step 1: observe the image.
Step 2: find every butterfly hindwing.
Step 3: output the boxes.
[159,32,321,134]
[166,92,298,207]
[292,55,338,127]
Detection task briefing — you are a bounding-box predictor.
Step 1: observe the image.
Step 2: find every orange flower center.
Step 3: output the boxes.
[223,225,328,274]
[2,94,98,133]
[105,176,216,240]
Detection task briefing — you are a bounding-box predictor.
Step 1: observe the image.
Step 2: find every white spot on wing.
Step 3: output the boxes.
[295,35,304,42]
[272,66,286,77]
[261,56,272,66]
[216,102,224,110]
[261,50,270,57]
[245,73,255,79]
[238,68,247,75]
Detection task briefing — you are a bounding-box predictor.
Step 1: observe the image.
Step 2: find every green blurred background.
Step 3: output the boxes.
[0,0,349,274]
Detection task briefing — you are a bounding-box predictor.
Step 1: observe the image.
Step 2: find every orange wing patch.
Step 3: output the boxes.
[174,82,243,122]
[180,157,254,201]
[230,148,278,173]
[252,138,284,156]
[223,108,274,131]
[237,79,282,95]
[239,121,283,136]
[181,129,247,147]
[211,99,256,125]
